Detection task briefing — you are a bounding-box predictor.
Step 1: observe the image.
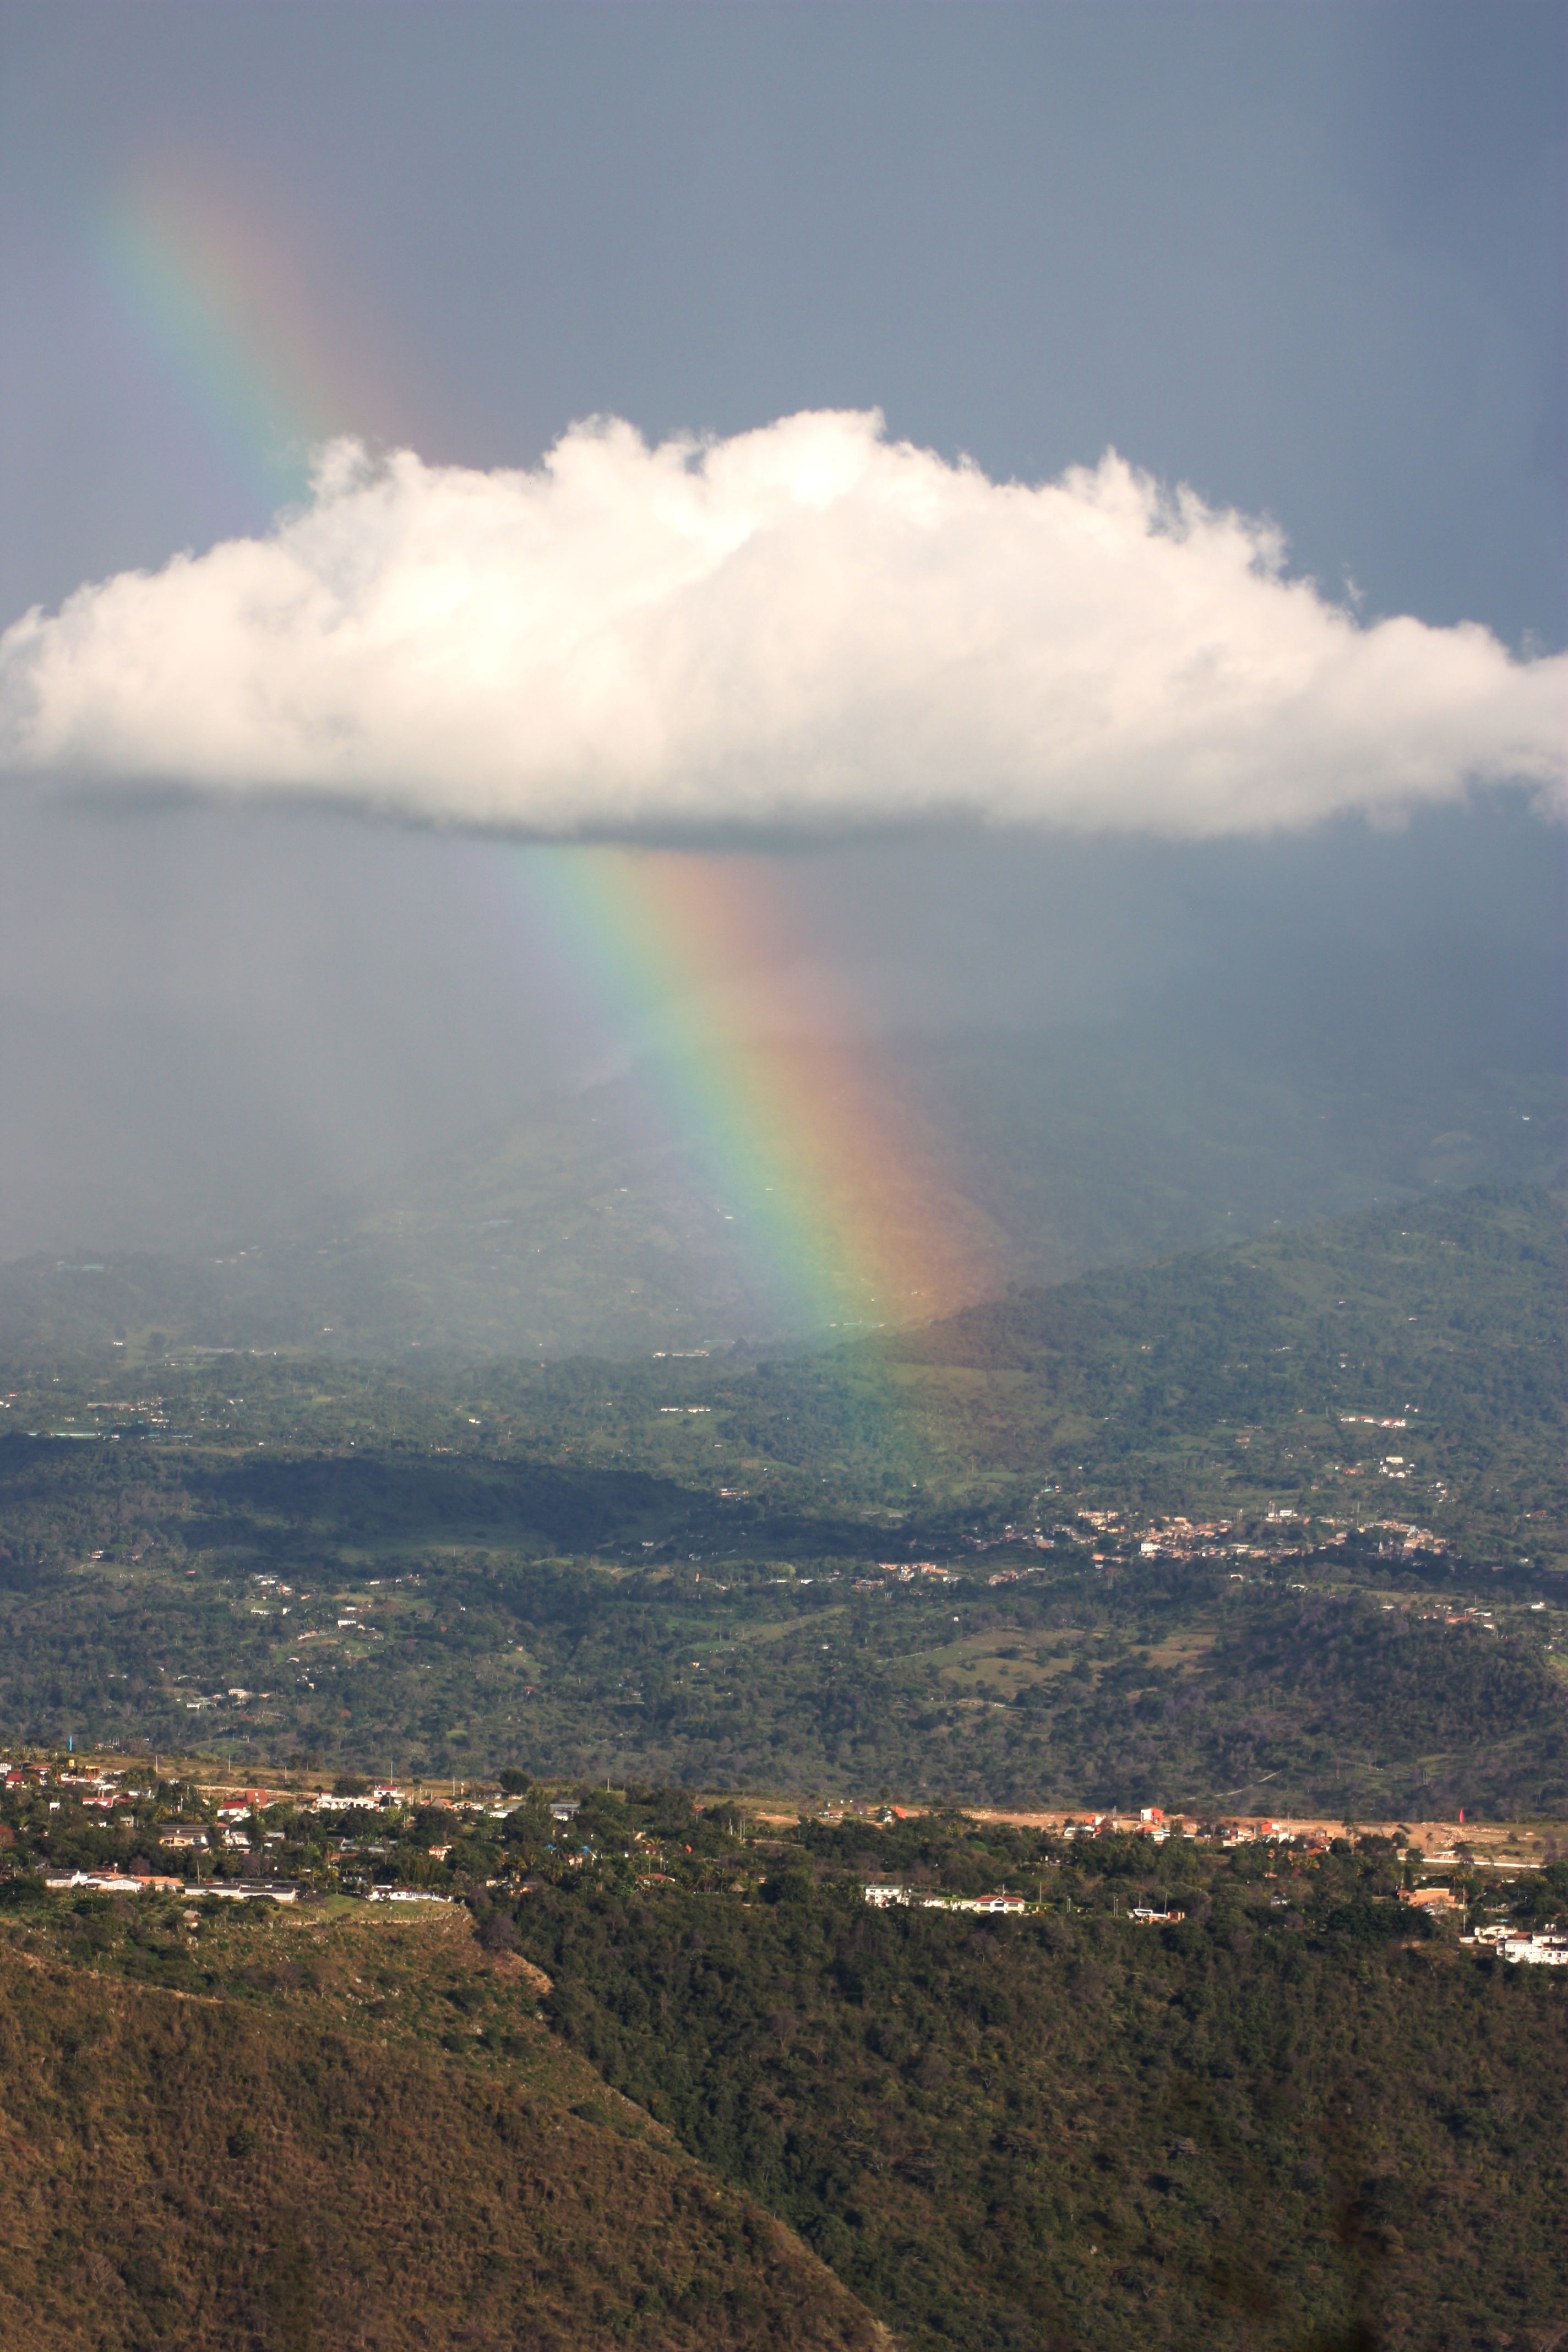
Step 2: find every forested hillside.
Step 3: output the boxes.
[7,1806,1565,2352]
[518,1871,1568,2352]
[0,1904,884,2352]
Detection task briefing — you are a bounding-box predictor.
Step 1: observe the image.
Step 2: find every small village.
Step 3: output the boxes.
[7,1751,1564,1964]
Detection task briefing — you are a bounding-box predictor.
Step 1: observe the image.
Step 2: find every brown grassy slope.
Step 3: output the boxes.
[0,1947,889,2352]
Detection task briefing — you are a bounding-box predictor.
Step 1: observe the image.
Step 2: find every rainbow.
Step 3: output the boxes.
[503,845,998,1331]
[93,166,375,515]
[87,168,994,1337]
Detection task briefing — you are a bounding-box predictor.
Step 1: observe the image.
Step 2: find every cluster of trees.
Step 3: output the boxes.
[496,1817,1568,2351]
[0,1526,1561,1815]
[1,1767,766,1909]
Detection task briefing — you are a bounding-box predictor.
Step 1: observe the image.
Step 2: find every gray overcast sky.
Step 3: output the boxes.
[4,0,1563,641]
[0,1,1562,1259]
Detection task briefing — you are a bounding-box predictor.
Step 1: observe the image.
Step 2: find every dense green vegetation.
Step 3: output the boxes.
[0,1896,884,2351]
[0,1545,1562,1818]
[7,1798,1564,2351]
[876,1180,1566,1548]
[0,1188,1562,1815]
[509,1836,1568,2352]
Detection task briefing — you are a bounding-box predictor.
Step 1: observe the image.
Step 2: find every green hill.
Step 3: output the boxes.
[8,1811,1566,2352]
[0,1185,1560,1813]
[515,1856,1568,2352]
[0,1903,885,2352]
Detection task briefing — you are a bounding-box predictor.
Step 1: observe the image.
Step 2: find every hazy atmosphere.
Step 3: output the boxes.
[3,16,1568,2346]
[2,0,1563,1324]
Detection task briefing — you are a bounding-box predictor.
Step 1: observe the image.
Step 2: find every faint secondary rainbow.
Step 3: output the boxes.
[86,170,994,1334]
[92,167,378,514]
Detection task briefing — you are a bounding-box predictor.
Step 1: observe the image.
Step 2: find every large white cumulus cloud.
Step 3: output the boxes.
[1,410,1562,836]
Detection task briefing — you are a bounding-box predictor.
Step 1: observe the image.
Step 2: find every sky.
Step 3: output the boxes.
[0,1,1562,1276]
